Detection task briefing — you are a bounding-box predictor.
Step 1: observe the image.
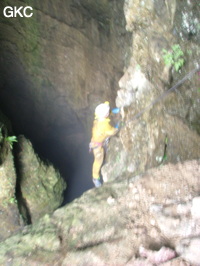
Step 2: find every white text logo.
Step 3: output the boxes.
[3,6,33,18]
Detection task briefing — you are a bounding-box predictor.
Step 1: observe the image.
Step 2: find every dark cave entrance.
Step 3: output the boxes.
[31,125,95,204]
[0,85,95,204]
[2,103,94,204]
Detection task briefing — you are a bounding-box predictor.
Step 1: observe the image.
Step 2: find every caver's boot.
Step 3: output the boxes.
[93,178,102,188]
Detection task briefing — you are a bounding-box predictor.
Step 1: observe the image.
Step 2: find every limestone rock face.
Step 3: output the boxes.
[103,0,200,182]
[0,160,199,265]
[16,135,66,223]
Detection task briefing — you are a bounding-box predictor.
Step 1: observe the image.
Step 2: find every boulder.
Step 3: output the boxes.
[16,135,66,223]
[0,160,199,265]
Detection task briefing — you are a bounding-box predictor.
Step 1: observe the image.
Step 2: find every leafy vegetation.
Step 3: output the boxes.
[162,44,185,72]
[9,197,17,204]
[5,136,17,149]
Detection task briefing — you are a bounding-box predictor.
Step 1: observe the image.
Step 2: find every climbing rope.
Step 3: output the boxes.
[122,66,200,126]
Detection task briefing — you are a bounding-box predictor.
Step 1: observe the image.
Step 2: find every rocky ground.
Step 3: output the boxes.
[0,160,199,265]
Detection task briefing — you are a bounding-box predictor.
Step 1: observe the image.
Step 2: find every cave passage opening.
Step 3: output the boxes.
[0,85,95,204]
[0,48,96,204]
[32,121,95,205]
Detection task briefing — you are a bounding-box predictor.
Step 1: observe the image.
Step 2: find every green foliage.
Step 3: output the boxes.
[5,136,17,149]
[162,44,185,72]
[9,197,17,204]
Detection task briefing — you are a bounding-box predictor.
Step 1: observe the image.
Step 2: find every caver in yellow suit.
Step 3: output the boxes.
[90,102,118,187]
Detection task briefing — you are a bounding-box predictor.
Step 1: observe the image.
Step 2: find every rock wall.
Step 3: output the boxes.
[102,0,200,182]
[0,0,129,139]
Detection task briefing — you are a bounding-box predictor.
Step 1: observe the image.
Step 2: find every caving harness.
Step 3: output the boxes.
[89,141,102,152]
[89,138,110,153]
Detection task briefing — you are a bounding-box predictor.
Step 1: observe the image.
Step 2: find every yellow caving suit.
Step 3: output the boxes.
[90,118,118,180]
